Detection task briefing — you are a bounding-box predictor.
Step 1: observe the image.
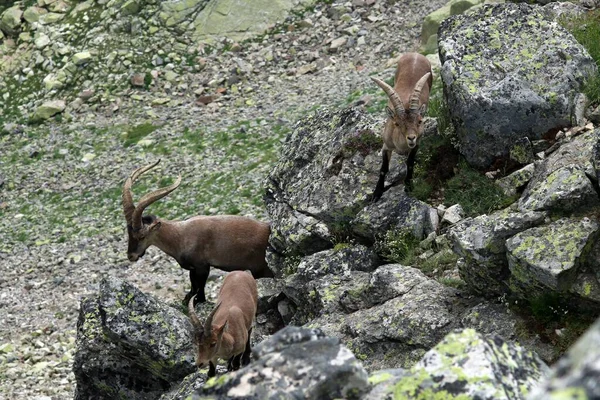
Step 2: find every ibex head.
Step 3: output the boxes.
[188,297,228,368]
[122,159,181,261]
[371,72,431,149]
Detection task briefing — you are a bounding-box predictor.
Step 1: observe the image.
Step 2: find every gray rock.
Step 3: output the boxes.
[351,186,439,242]
[497,163,535,197]
[506,217,599,294]
[528,316,600,399]
[390,329,549,399]
[33,100,66,120]
[312,264,467,371]
[519,129,600,213]
[438,3,597,168]
[73,277,196,400]
[265,106,409,258]
[0,6,23,35]
[449,208,547,296]
[184,326,369,399]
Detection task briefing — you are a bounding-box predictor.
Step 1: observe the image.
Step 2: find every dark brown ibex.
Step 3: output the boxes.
[371,52,433,201]
[188,270,258,377]
[122,160,273,305]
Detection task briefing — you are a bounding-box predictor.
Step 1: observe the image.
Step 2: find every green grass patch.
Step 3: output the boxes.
[375,229,421,265]
[122,122,159,147]
[444,160,517,216]
[561,9,600,105]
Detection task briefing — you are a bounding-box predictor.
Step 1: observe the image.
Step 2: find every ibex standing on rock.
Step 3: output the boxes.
[122,160,273,306]
[371,52,432,201]
[188,270,258,377]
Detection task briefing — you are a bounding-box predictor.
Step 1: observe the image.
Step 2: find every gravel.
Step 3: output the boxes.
[0,0,446,398]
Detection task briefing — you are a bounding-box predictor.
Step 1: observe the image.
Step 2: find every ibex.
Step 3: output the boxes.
[188,270,258,377]
[371,52,432,201]
[122,160,273,305]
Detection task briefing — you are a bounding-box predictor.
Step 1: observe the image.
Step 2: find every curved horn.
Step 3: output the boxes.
[409,72,432,112]
[371,76,405,117]
[188,295,203,334]
[122,159,161,225]
[204,302,222,333]
[131,175,182,231]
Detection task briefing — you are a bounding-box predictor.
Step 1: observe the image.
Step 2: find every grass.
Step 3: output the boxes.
[0,118,289,249]
[561,9,600,106]
[444,160,517,216]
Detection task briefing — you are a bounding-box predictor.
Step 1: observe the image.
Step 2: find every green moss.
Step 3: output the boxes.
[368,371,394,385]
[122,122,159,147]
[375,229,421,265]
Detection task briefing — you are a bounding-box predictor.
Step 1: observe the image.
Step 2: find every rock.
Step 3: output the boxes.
[265,107,381,257]
[329,37,347,52]
[442,203,464,225]
[421,0,485,45]
[190,0,314,43]
[184,327,369,399]
[449,208,547,296]
[312,264,467,371]
[33,100,66,120]
[519,129,600,212]
[506,217,599,296]
[589,105,600,124]
[497,163,535,197]
[121,0,141,15]
[130,73,146,87]
[34,33,51,49]
[72,52,92,66]
[438,3,597,168]
[23,7,46,23]
[529,316,600,399]
[0,6,23,35]
[38,12,65,24]
[387,329,549,399]
[73,277,196,400]
[351,186,439,242]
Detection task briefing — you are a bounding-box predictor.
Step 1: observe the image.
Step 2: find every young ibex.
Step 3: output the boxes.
[188,270,258,377]
[371,52,432,201]
[122,160,273,305]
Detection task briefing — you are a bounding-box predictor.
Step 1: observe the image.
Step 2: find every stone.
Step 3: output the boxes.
[506,217,599,293]
[529,316,600,399]
[421,0,485,45]
[496,163,535,197]
[34,33,51,49]
[23,6,46,23]
[329,37,347,52]
[519,129,600,212]
[38,12,65,24]
[72,52,92,66]
[442,203,464,225]
[73,277,195,400]
[172,327,369,400]
[121,0,141,15]
[449,208,547,296]
[0,6,23,35]
[438,3,597,168]
[33,100,66,120]
[389,329,548,399]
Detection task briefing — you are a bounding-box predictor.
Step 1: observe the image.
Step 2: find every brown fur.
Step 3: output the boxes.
[372,52,433,201]
[189,271,258,377]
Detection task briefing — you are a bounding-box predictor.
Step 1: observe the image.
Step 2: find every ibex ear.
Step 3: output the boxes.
[385,106,395,119]
[418,103,427,117]
[149,221,161,232]
[216,321,228,340]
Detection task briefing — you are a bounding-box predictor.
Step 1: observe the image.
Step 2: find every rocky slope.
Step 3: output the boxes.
[0,0,449,398]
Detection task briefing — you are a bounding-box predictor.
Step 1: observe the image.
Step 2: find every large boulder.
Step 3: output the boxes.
[519,129,600,212]
[171,326,370,400]
[507,217,600,300]
[265,106,437,261]
[438,3,597,168]
[0,6,23,35]
[449,208,547,296]
[528,316,600,399]
[73,277,196,400]
[366,328,549,400]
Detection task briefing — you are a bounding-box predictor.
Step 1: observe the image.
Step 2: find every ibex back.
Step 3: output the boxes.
[371,52,432,201]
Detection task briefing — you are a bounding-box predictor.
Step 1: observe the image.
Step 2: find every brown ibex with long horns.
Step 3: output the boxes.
[371,52,432,201]
[188,270,258,377]
[122,160,273,305]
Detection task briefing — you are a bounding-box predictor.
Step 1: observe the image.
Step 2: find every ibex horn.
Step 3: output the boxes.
[371,76,405,117]
[409,72,431,112]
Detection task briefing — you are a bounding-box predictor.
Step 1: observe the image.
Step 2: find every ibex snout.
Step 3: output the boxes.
[406,133,418,148]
